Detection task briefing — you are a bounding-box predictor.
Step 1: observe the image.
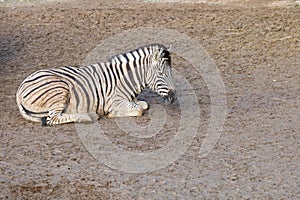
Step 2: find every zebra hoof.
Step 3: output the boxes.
[41,117,47,126]
[76,114,93,123]
[107,111,116,118]
[88,112,100,121]
[137,101,148,110]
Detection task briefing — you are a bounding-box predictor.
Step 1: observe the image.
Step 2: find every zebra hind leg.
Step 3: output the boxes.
[44,111,94,125]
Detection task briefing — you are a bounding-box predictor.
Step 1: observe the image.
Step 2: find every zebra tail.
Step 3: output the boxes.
[16,96,43,123]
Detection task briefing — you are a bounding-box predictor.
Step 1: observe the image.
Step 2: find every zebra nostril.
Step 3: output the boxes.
[168,90,177,104]
[163,90,176,104]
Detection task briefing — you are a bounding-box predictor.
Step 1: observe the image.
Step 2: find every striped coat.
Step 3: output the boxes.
[16,44,176,125]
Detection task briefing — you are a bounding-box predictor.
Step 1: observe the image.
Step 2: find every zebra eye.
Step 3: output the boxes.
[157,71,164,76]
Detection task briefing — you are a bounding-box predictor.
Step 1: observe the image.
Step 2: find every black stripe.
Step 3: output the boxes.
[123,53,131,71]
[117,58,124,77]
[128,56,142,92]
[93,64,106,114]
[108,63,117,95]
[132,53,140,79]
[49,69,76,81]
[48,98,67,109]
[73,87,80,112]
[118,85,131,100]
[137,50,143,84]
[22,105,48,115]
[130,53,142,89]
[24,74,54,83]
[107,67,115,96]
[139,49,147,84]
[91,65,101,113]
[102,66,109,95]
[113,62,121,80]
[123,77,135,100]
[115,55,135,100]
[43,92,64,105]
[81,67,96,112]
[31,86,69,104]
[84,67,99,111]
[51,68,90,112]
[63,66,79,74]
[24,80,68,99]
[21,74,54,94]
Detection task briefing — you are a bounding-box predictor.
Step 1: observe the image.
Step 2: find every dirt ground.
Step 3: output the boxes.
[0,0,299,199]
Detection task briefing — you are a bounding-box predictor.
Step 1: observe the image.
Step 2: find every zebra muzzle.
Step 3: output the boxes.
[164,90,177,104]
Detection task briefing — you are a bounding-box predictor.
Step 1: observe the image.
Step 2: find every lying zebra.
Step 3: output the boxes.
[16,44,176,125]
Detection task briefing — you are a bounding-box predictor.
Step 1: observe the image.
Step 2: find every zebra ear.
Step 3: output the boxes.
[153,49,162,62]
[167,45,172,52]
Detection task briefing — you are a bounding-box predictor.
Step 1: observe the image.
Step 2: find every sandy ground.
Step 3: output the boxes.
[0,0,300,199]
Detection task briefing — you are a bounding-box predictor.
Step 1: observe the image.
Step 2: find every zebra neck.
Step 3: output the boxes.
[113,62,147,101]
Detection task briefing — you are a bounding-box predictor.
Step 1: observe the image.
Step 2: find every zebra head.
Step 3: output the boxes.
[146,45,177,104]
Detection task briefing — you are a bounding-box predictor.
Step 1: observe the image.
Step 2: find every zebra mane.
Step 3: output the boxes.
[108,43,170,64]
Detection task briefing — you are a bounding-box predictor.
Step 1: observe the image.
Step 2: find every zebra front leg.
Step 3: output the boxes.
[136,100,148,110]
[88,112,100,121]
[107,100,144,118]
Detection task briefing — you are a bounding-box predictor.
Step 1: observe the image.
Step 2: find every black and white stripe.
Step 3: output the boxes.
[16,44,176,125]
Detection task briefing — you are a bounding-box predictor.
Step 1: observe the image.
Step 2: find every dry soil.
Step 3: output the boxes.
[0,0,299,199]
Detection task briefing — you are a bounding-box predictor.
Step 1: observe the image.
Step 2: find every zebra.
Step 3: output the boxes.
[16,44,176,125]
